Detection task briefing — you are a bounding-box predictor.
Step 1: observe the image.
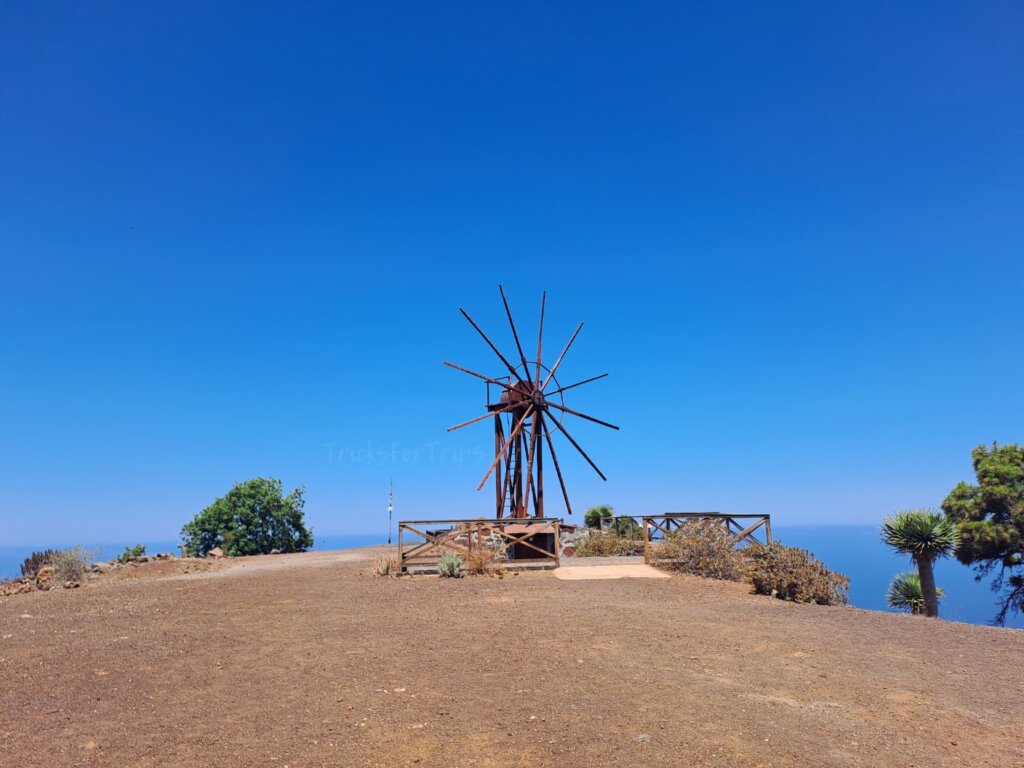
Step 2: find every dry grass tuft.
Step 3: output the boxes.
[373,553,401,577]
[463,544,507,577]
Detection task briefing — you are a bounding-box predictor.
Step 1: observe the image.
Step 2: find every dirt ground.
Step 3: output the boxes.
[2,547,1022,768]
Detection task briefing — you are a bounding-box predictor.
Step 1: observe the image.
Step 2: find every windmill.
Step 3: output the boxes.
[445,286,618,519]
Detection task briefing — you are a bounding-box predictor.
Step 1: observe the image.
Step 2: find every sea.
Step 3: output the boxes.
[2,527,1020,630]
[774,525,1024,630]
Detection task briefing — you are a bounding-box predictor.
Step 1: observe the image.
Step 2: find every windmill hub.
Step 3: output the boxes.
[444,286,619,519]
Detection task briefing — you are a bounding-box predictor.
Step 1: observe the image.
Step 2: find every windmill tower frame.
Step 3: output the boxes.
[446,286,618,519]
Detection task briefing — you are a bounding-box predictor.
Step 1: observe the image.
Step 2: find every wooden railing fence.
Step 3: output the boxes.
[398,518,562,574]
[642,513,772,563]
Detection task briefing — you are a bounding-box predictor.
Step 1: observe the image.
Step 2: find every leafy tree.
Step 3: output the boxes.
[583,505,614,529]
[942,443,1024,625]
[181,478,313,557]
[887,572,944,615]
[881,509,959,619]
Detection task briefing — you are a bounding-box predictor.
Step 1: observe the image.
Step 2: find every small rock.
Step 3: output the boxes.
[64,581,80,589]
[208,547,225,559]
[635,734,651,743]
[270,548,281,555]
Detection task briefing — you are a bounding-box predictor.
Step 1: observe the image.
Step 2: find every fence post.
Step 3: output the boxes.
[553,521,561,566]
[643,517,651,564]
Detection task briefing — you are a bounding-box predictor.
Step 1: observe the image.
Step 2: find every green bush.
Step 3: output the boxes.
[607,516,642,539]
[745,542,849,606]
[583,505,614,529]
[437,553,464,578]
[575,530,643,557]
[181,478,313,557]
[117,544,147,563]
[51,546,99,584]
[651,519,744,580]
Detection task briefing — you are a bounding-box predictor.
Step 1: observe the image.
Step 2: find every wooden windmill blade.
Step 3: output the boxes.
[445,286,617,518]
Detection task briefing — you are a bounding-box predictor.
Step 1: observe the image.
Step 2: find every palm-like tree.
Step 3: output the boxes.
[887,572,946,615]
[881,509,960,618]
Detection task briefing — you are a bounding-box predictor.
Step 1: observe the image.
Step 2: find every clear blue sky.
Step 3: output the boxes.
[2,2,1022,546]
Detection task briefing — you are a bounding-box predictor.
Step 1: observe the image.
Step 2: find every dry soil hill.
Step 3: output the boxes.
[1,547,1021,767]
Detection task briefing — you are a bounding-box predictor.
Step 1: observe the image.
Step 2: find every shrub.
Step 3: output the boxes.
[583,505,614,529]
[20,550,57,580]
[51,546,99,584]
[437,553,464,578]
[575,530,643,557]
[181,477,313,557]
[373,553,400,577]
[745,542,849,606]
[606,516,642,539]
[117,544,146,563]
[463,543,506,576]
[652,519,744,580]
